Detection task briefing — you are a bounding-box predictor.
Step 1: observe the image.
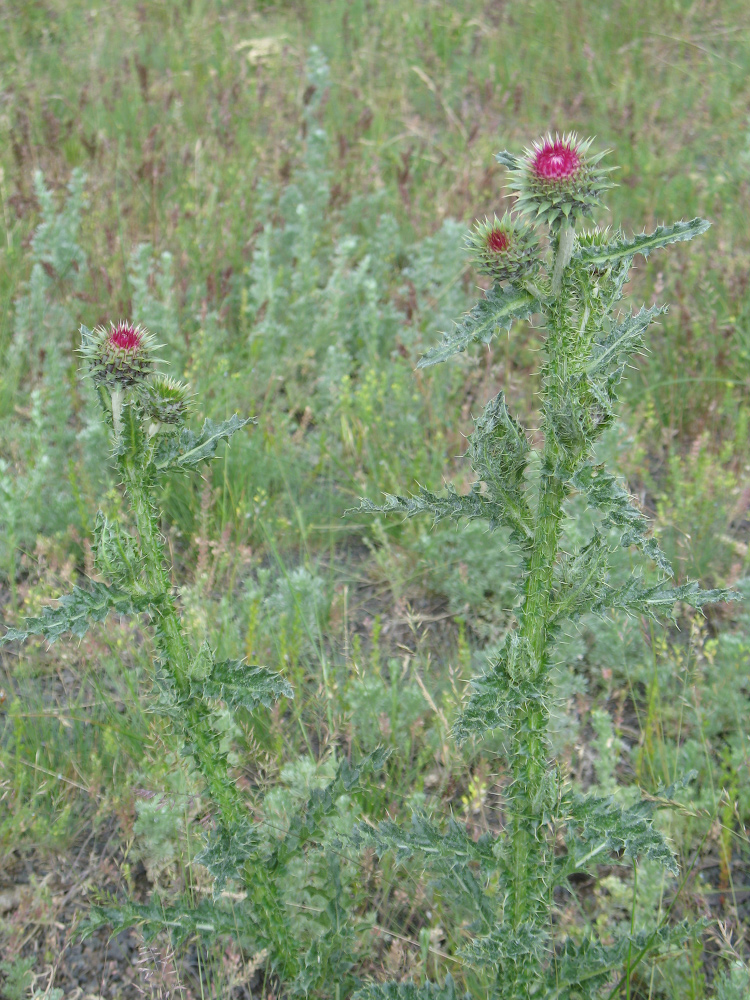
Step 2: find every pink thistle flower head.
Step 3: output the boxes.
[80,320,161,387]
[531,139,582,182]
[496,133,615,232]
[465,212,539,282]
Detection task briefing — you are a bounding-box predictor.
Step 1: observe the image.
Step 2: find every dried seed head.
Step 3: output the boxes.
[465,213,539,282]
[497,133,615,232]
[80,321,160,387]
[142,374,192,425]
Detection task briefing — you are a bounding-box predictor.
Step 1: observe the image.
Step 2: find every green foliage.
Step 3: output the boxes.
[417,284,536,368]
[356,975,469,1000]
[0,581,153,643]
[354,138,738,999]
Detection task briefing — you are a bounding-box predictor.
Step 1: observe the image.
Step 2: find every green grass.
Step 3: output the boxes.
[1,1,749,996]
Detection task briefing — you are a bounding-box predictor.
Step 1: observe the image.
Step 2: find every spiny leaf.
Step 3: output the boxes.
[546,922,700,1000]
[560,790,680,877]
[82,893,259,947]
[550,532,610,626]
[460,920,547,970]
[195,815,260,895]
[452,632,542,745]
[93,510,146,593]
[273,748,389,869]
[200,658,293,712]
[574,218,710,267]
[469,392,531,511]
[586,304,666,382]
[572,463,672,576]
[351,811,494,925]
[358,486,495,527]
[153,414,254,472]
[356,975,469,1000]
[594,577,740,620]
[418,283,535,368]
[0,582,153,644]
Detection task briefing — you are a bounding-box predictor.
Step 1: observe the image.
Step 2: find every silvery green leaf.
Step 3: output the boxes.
[418,284,536,368]
[575,218,710,267]
[153,414,254,472]
[1,582,153,644]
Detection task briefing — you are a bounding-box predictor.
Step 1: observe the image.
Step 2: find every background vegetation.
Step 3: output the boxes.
[0,1,748,997]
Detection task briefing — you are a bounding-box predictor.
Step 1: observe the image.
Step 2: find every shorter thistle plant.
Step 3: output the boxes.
[2,321,384,992]
[354,134,739,1000]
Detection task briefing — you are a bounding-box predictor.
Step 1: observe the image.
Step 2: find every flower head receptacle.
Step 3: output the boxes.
[465,213,539,283]
[142,374,192,426]
[497,133,614,232]
[80,321,160,388]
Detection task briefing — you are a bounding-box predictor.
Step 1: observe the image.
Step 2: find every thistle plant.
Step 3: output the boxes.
[1,321,383,992]
[354,135,739,1000]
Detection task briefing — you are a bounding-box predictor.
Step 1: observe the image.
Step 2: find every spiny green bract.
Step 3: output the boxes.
[354,137,739,1000]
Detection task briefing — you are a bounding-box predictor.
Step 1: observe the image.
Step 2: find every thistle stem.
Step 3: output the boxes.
[121,456,295,971]
[551,224,575,297]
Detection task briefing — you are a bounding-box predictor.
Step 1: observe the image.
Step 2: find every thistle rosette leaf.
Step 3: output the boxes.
[141,374,193,425]
[497,133,614,231]
[465,212,539,282]
[79,321,161,387]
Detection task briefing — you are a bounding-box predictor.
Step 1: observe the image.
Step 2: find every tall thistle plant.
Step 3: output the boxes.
[1,322,382,991]
[355,136,738,999]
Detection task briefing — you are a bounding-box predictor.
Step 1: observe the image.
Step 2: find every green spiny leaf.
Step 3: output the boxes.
[196,815,260,895]
[594,577,740,620]
[357,486,497,528]
[0,582,153,644]
[356,975,469,1000]
[574,218,710,267]
[572,463,672,576]
[586,305,665,380]
[460,920,547,973]
[200,658,293,712]
[272,748,389,870]
[452,632,542,745]
[418,284,535,368]
[93,510,146,593]
[546,922,700,1000]
[153,414,254,473]
[351,810,494,925]
[82,892,260,948]
[550,531,610,626]
[560,791,679,877]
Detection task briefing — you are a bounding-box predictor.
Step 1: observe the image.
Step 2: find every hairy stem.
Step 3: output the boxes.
[121,459,294,969]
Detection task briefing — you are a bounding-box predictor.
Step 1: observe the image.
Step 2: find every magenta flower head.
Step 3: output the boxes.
[80,320,160,387]
[496,133,614,232]
[464,212,539,283]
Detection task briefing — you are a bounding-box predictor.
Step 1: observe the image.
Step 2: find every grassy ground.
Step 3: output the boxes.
[0,0,749,996]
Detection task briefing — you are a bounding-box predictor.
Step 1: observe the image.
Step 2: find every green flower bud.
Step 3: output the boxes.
[465,213,539,283]
[142,374,192,425]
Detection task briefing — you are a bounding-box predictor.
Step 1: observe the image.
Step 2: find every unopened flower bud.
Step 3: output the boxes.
[142,375,192,425]
[465,213,538,283]
[80,321,159,387]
